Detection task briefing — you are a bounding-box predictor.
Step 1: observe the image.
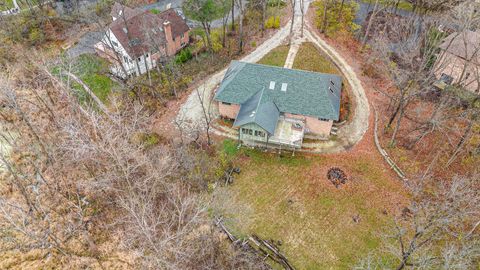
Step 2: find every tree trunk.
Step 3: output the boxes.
[261,0,267,37]
[321,0,329,33]
[231,0,235,31]
[390,99,408,146]
[446,121,473,167]
[387,99,401,128]
[143,54,151,86]
[338,0,345,20]
[361,0,379,49]
[238,8,244,53]
[301,0,305,37]
[202,21,213,51]
[289,0,295,44]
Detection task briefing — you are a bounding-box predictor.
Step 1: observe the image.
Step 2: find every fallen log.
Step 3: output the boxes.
[215,217,295,270]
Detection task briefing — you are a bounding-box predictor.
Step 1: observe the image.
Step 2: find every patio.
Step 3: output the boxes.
[269,116,305,148]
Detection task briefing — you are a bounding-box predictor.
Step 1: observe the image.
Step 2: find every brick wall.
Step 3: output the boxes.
[218,102,240,119]
[164,22,189,56]
[284,113,333,137]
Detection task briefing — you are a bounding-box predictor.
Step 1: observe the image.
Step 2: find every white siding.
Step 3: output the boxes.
[102,30,157,78]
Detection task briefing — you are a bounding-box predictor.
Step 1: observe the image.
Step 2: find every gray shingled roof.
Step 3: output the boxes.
[215,61,342,121]
[233,88,280,134]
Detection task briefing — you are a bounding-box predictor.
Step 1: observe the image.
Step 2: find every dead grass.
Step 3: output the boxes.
[221,143,408,269]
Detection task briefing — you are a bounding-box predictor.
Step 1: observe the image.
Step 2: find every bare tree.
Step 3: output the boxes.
[356,175,480,270]
[235,0,246,53]
[0,52,268,268]
[196,82,215,145]
[288,0,296,43]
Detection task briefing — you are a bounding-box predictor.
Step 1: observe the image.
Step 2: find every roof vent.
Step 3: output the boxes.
[122,27,128,33]
[249,111,256,117]
[330,80,335,85]
[269,81,276,90]
[281,83,288,92]
[329,87,334,93]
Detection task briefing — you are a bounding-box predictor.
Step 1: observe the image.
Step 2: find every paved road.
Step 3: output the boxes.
[67,31,103,58]
[141,0,241,28]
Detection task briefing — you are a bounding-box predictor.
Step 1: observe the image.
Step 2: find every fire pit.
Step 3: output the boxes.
[327,167,347,188]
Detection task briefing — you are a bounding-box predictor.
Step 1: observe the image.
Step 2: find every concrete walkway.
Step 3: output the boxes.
[176,2,370,154]
[284,0,309,69]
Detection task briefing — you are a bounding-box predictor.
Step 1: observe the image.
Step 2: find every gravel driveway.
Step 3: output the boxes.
[177,1,371,153]
[176,18,293,137]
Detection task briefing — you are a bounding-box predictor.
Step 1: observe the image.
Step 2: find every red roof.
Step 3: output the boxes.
[108,3,189,58]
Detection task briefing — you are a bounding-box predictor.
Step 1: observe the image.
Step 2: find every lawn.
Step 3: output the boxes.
[216,140,408,269]
[1,0,14,10]
[257,45,290,67]
[293,42,340,74]
[69,54,119,104]
[1,0,38,11]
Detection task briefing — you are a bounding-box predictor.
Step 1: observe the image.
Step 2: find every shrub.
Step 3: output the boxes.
[131,132,165,148]
[274,17,280,28]
[150,8,160,14]
[314,0,359,36]
[265,16,280,29]
[28,27,45,46]
[251,41,256,47]
[265,16,274,29]
[211,29,223,53]
[267,0,286,7]
[175,47,193,64]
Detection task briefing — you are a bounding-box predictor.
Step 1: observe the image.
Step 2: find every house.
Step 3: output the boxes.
[95,2,190,78]
[434,30,480,94]
[214,61,342,149]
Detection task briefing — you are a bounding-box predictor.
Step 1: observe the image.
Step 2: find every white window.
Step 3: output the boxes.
[281,83,288,92]
[269,81,276,90]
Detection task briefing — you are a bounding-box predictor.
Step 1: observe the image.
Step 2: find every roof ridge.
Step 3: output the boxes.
[252,87,265,123]
[237,60,341,77]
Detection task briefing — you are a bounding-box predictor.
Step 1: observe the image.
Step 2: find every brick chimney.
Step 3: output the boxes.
[163,21,174,56]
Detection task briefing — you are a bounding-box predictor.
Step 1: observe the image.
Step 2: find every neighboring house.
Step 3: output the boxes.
[434,30,480,94]
[214,61,342,149]
[95,2,190,78]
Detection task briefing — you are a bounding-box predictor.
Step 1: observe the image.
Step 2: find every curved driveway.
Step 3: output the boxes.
[176,3,370,153]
